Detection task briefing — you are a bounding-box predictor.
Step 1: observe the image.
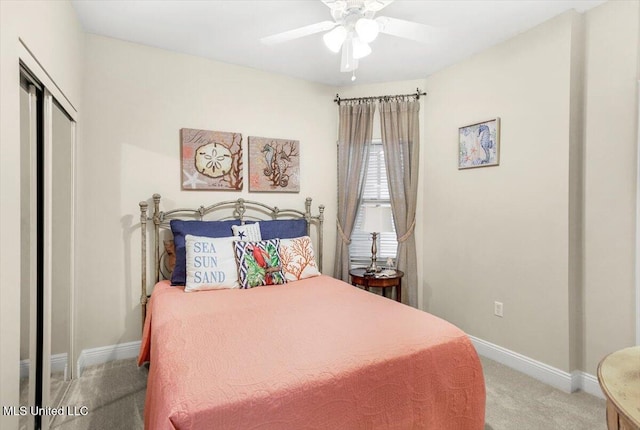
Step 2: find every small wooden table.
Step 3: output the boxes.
[597,346,640,430]
[349,268,404,303]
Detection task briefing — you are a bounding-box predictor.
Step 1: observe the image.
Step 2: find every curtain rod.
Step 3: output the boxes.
[334,88,426,105]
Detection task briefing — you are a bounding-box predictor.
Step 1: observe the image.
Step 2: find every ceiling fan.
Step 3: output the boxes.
[260,0,435,78]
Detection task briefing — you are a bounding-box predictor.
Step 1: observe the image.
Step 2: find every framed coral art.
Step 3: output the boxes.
[248,136,300,192]
[181,128,243,190]
[458,118,500,169]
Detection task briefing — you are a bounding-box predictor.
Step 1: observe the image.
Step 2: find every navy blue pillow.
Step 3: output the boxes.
[169,219,241,286]
[258,219,308,240]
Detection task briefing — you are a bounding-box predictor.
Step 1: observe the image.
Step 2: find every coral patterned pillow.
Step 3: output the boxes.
[234,239,286,288]
[279,236,321,281]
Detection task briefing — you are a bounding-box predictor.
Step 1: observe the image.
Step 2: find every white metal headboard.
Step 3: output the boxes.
[138,193,325,327]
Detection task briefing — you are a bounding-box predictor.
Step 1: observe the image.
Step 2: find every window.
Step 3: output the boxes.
[349,140,398,268]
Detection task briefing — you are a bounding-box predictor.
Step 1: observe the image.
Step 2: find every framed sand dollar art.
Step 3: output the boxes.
[181,128,243,190]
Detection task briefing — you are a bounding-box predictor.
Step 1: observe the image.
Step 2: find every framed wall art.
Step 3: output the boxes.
[181,128,243,190]
[248,136,300,193]
[458,118,500,169]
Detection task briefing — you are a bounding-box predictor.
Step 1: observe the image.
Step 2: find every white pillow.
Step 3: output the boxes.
[232,222,262,242]
[185,235,239,291]
[278,236,321,282]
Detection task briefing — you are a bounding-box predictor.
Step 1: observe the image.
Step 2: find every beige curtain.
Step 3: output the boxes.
[379,100,420,307]
[333,102,376,281]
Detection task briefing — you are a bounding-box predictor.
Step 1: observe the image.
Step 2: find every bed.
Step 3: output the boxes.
[137,194,485,430]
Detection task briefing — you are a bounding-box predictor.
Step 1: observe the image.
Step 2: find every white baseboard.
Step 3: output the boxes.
[76,340,141,376]
[469,336,604,400]
[30,338,605,400]
[21,343,141,379]
[571,370,603,399]
[20,353,68,379]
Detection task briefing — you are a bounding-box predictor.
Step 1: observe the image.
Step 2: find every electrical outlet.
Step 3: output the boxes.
[494,301,504,317]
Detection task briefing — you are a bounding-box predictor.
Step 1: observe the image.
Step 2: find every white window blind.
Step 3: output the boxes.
[349,141,398,267]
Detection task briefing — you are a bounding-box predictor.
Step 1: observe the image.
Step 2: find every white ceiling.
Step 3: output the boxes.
[71,0,606,87]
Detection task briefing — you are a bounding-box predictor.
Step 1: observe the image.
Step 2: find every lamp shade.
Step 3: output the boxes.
[352,37,371,59]
[362,206,393,233]
[323,25,347,53]
[355,18,379,43]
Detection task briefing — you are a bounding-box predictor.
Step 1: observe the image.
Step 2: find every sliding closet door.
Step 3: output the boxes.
[19,62,76,430]
[40,89,54,430]
[41,92,76,430]
[20,79,38,430]
[49,99,74,405]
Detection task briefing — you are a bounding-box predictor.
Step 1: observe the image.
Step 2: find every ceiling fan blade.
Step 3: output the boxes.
[364,0,394,12]
[323,0,393,12]
[321,0,346,10]
[261,21,337,46]
[375,16,438,44]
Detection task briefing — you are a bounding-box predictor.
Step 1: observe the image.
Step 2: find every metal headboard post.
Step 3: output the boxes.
[236,199,246,222]
[139,200,148,332]
[318,204,325,273]
[304,197,326,272]
[152,194,161,284]
[304,198,312,237]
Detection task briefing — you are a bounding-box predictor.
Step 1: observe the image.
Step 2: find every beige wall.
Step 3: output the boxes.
[568,10,586,373]
[582,0,640,373]
[422,12,576,371]
[421,1,639,375]
[77,35,338,352]
[0,0,84,427]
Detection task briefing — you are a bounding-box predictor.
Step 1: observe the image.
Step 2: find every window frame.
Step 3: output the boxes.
[349,139,398,268]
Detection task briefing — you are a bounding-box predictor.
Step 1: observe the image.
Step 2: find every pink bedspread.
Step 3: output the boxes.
[139,276,485,430]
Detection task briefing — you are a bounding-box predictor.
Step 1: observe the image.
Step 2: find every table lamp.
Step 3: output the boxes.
[362,205,393,273]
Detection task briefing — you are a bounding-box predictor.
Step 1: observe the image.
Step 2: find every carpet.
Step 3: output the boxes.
[48,356,605,429]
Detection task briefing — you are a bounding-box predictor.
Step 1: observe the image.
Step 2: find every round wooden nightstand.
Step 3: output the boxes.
[598,346,640,430]
[349,268,404,303]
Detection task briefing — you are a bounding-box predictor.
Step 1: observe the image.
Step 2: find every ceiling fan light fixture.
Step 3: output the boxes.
[355,18,379,43]
[323,25,347,53]
[352,37,372,59]
[340,35,358,72]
